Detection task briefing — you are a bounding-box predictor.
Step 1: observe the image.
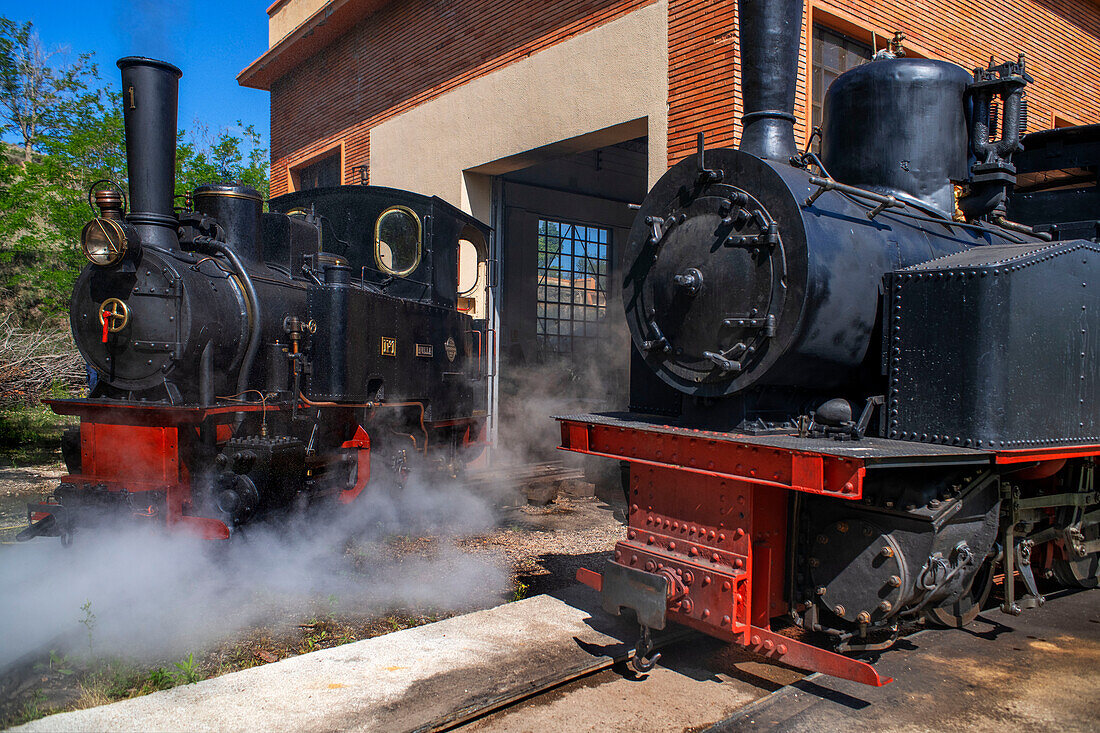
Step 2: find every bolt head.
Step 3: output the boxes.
[857,611,871,624]
[834,605,846,616]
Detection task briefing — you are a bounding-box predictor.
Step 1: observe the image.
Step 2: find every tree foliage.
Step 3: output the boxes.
[0,16,269,324]
[177,121,269,200]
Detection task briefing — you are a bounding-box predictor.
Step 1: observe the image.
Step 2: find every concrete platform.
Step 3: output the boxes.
[15,586,1098,732]
[14,588,641,733]
[707,587,1100,733]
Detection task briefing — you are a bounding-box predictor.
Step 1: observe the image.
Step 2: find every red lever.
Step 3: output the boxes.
[102,315,109,343]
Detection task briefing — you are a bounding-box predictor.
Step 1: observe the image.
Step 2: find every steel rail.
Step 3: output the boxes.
[418,628,696,733]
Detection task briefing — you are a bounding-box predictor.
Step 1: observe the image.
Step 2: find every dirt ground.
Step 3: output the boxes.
[0,456,626,727]
[0,453,66,543]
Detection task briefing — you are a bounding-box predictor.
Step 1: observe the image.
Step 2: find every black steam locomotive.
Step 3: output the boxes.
[20,57,490,542]
[564,0,1098,684]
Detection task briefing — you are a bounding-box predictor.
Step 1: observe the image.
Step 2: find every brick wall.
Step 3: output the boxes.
[270,0,1100,194]
[668,0,1100,165]
[269,0,654,196]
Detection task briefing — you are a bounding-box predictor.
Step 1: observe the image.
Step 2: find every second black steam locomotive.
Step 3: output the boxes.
[20,57,490,542]
[564,0,1098,685]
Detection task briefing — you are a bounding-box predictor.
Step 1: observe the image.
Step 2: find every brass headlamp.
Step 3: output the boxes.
[81,217,129,266]
[81,184,140,266]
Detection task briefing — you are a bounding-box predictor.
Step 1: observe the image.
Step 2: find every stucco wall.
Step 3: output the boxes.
[267,0,331,47]
[367,0,669,220]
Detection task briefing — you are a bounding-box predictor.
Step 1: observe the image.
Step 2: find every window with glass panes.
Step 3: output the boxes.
[536,219,610,357]
[294,152,340,190]
[811,26,872,144]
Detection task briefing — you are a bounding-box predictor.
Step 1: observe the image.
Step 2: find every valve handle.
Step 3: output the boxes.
[98,298,130,342]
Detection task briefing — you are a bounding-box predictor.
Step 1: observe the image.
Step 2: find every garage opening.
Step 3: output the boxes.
[493,135,648,465]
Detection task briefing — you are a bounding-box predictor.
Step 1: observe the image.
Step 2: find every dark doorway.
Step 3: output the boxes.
[495,136,647,464]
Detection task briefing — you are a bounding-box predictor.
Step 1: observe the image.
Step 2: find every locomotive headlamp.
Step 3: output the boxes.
[80,217,128,266]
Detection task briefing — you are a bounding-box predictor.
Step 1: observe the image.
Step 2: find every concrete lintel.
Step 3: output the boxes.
[467,119,649,177]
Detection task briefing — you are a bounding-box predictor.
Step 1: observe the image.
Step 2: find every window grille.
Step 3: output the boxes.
[536,219,610,357]
[811,25,872,146]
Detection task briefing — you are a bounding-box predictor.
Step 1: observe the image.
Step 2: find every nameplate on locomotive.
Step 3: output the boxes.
[380,337,397,357]
[416,343,433,358]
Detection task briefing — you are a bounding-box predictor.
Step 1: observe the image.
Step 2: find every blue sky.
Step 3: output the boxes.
[0,1,270,142]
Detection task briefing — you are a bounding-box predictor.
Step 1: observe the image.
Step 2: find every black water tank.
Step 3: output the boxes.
[821,58,972,216]
[193,184,264,265]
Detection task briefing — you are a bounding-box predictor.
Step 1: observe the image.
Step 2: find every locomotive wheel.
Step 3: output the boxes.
[923,556,995,628]
[1052,530,1100,587]
[1051,506,1099,588]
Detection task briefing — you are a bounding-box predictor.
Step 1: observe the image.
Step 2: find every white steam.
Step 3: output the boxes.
[0,477,506,668]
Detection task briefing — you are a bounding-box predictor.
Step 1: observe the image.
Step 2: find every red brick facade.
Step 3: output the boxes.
[669,0,1100,164]
[257,0,1100,196]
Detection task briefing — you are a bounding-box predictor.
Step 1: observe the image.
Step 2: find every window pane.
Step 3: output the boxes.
[295,153,340,190]
[535,218,611,357]
[810,24,871,152]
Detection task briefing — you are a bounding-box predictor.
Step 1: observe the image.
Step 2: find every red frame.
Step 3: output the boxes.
[561,416,1100,686]
[42,398,488,540]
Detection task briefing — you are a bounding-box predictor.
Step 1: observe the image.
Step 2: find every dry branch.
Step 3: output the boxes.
[0,315,85,404]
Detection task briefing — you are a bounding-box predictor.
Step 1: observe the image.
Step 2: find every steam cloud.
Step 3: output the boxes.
[0,477,506,668]
[114,0,189,61]
[0,318,633,670]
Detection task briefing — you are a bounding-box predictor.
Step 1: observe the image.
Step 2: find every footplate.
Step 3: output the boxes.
[598,560,670,629]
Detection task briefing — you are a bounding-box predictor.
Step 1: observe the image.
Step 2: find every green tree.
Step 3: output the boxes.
[0,16,269,322]
[0,17,112,320]
[177,121,269,201]
[0,18,96,163]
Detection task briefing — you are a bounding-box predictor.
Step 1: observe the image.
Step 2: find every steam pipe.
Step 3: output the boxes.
[196,237,262,400]
[737,0,804,161]
[199,340,214,406]
[117,57,182,250]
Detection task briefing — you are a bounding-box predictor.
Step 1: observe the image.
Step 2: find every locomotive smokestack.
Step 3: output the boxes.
[737,0,803,160]
[117,57,182,249]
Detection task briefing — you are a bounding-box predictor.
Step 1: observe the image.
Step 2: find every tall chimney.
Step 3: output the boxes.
[737,0,804,161]
[117,57,182,249]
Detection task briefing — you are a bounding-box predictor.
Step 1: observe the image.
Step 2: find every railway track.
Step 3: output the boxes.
[419,627,698,733]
